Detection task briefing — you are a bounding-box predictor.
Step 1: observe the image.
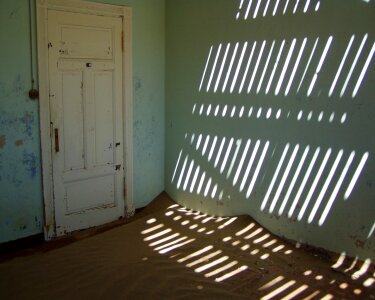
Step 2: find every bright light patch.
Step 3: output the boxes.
[215,265,248,282]
[289,147,320,218]
[165,211,174,216]
[341,34,368,97]
[275,38,296,95]
[298,37,319,93]
[233,139,251,185]
[263,0,271,16]
[223,43,240,93]
[192,104,196,114]
[206,104,212,116]
[253,0,262,18]
[261,280,296,300]
[231,106,236,117]
[239,42,257,93]
[363,278,375,287]
[329,112,334,122]
[199,105,204,116]
[266,40,285,94]
[298,148,332,221]
[222,105,228,117]
[272,0,280,16]
[247,141,270,198]
[315,1,320,11]
[177,155,188,189]
[308,36,333,96]
[283,0,290,14]
[276,109,281,119]
[227,139,242,178]
[239,106,245,117]
[352,258,371,280]
[204,178,212,197]
[251,249,259,255]
[308,150,343,223]
[257,41,275,93]
[368,222,375,239]
[214,137,226,167]
[248,40,266,93]
[197,172,206,194]
[270,144,299,213]
[231,42,248,93]
[215,43,231,92]
[195,256,229,273]
[297,110,303,120]
[236,223,255,236]
[155,236,188,251]
[214,105,220,116]
[285,38,307,96]
[318,111,323,122]
[329,35,355,97]
[340,113,347,124]
[171,150,183,183]
[159,238,195,254]
[141,224,164,234]
[221,138,234,173]
[303,0,310,12]
[257,107,262,118]
[177,245,213,263]
[344,152,369,200]
[199,46,213,91]
[293,0,300,14]
[282,284,308,300]
[187,250,222,267]
[144,228,172,241]
[353,41,375,98]
[183,160,194,191]
[240,140,260,192]
[261,253,270,260]
[244,0,254,19]
[319,151,355,226]
[207,45,222,92]
[263,239,277,248]
[147,218,157,224]
[202,136,210,156]
[261,143,290,211]
[241,244,250,250]
[254,233,270,244]
[259,276,284,291]
[245,227,263,239]
[190,166,200,193]
[149,233,180,247]
[173,216,182,221]
[211,184,218,198]
[266,108,272,119]
[248,106,254,117]
[208,136,218,162]
[218,217,238,229]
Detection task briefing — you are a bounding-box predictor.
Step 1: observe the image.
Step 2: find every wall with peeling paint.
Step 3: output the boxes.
[165,0,375,260]
[0,0,165,243]
[0,0,44,243]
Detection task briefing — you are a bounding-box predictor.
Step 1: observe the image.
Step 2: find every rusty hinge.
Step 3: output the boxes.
[121,31,124,53]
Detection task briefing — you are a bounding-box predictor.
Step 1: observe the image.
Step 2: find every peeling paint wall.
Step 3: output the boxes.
[0,0,165,243]
[165,0,375,260]
[0,0,43,242]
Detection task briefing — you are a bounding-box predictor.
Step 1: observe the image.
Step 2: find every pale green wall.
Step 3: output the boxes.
[0,0,165,243]
[165,0,375,259]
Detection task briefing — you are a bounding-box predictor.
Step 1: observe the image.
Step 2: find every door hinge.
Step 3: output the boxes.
[121,31,124,53]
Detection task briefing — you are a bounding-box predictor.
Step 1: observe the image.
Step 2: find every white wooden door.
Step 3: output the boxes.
[48,10,124,236]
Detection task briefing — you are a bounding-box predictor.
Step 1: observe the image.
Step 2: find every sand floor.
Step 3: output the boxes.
[0,193,374,299]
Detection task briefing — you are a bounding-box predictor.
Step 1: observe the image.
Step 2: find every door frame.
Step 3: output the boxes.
[37,0,134,240]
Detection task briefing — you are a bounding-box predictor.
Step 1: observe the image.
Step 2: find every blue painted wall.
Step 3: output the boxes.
[165,0,375,260]
[0,0,165,243]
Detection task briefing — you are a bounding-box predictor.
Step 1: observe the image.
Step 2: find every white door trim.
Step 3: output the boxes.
[37,0,134,240]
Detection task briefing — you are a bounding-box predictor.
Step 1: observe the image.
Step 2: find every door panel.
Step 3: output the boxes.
[48,10,124,235]
[62,70,84,171]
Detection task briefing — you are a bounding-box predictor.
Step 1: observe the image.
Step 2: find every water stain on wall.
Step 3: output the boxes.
[15,139,23,146]
[21,112,34,138]
[22,150,37,178]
